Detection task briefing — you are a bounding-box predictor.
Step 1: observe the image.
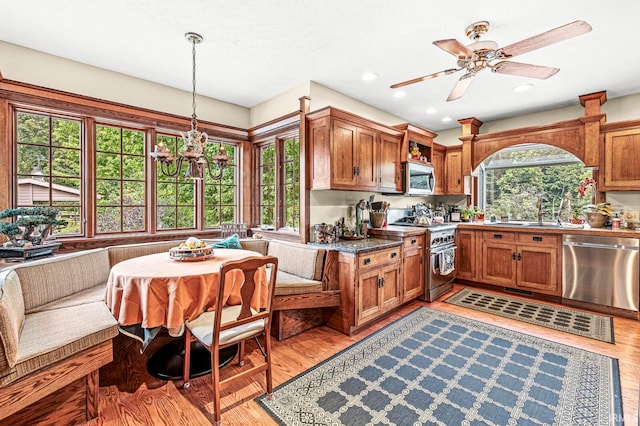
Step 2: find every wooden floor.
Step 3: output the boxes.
[92,284,640,425]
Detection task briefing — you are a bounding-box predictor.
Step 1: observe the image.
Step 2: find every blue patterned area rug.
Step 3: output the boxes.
[256,308,623,425]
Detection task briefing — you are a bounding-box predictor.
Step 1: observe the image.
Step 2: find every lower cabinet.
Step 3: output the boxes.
[481,231,559,295]
[402,235,425,301]
[326,245,402,335]
[455,229,478,281]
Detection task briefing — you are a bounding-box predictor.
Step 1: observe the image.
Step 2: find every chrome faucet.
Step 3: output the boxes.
[536,193,544,225]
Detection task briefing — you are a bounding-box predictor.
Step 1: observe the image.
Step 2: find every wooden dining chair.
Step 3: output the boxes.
[182,255,278,425]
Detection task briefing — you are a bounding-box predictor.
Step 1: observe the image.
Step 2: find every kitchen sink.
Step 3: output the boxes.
[482,222,563,228]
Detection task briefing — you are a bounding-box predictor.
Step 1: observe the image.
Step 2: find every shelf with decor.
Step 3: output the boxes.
[393,123,437,164]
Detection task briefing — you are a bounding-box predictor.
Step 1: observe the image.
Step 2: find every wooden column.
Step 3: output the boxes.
[299,96,311,242]
[579,91,607,168]
[458,118,482,206]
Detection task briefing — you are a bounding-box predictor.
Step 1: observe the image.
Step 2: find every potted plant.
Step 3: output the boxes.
[0,207,67,248]
[583,202,614,228]
[461,208,475,222]
[473,207,485,222]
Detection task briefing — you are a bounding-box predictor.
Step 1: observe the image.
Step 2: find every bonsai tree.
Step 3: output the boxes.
[0,207,67,247]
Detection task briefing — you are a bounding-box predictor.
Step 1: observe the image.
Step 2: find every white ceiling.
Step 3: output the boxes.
[1,0,639,131]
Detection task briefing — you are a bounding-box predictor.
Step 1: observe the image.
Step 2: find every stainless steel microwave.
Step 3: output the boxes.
[403,162,435,195]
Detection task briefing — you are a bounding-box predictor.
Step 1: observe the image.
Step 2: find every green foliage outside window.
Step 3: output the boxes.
[483,145,592,221]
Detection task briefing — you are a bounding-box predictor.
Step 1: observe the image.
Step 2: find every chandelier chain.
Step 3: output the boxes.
[191,35,198,129]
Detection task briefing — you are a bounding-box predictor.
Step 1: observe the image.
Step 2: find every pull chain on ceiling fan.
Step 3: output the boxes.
[391,20,592,101]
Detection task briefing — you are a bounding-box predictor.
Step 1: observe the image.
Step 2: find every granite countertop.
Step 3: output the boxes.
[308,237,403,253]
[457,222,640,238]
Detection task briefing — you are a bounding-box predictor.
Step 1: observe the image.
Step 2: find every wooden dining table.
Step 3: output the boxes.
[105,248,268,380]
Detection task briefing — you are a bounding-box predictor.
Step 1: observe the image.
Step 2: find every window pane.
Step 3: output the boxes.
[157,182,176,205]
[17,112,49,145]
[52,119,81,149]
[123,181,144,205]
[17,145,49,175]
[176,206,195,228]
[221,206,235,224]
[96,180,121,205]
[203,141,238,228]
[96,153,121,178]
[96,125,121,152]
[123,207,145,231]
[57,206,81,234]
[122,129,145,155]
[96,207,121,233]
[157,205,176,229]
[122,155,145,180]
[52,148,80,177]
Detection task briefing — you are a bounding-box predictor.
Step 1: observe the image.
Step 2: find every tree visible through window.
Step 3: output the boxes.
[480,144,591,222]
[95,125,146,233]
[15,111,82,235]
[204,141,238,227]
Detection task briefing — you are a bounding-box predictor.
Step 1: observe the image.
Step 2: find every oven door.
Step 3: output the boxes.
[424,244,456,301]
[403,162,435,195]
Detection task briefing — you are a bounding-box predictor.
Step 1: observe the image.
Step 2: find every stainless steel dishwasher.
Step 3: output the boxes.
[563,234,639,311]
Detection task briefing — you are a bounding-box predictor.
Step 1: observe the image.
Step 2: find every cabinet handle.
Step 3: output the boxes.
[512,252,516,260]
[494,234,503,239]
[357,166,361,176]
[364,258,371,265]
[381,277,385,287]
[353,166,357,177]
[517,253,522,261]
[391,252,397,258]
[411,239,417,244]
[532,236,543,242]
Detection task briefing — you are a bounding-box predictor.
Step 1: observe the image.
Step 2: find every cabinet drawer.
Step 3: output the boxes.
[358,247,401,268]
[482,231,515,242]
[403,235,425,249]
[516,233,559,246]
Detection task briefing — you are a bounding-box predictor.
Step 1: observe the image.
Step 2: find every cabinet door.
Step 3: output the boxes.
[356,127,378,189]
[357,269,382,324]
[332,119,358,187]
[517,246,558,294]
[456,229,477,280]
[445,150,463,194]
[380,263,401,310]
[603,129,640,190]
[432,148,445,194]
[379,132,402,192]
[403,248,424,301]
[481,242,516,286]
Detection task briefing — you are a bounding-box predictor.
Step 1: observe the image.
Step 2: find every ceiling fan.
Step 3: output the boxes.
[391,20,592,101]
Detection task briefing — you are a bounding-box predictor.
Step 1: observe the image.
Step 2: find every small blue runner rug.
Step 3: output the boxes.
[256,307,622,425]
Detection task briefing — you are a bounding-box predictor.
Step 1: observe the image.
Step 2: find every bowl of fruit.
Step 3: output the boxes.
[169,237,213,261]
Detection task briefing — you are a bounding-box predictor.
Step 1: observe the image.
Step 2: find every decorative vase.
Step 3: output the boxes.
[586,212,607,228]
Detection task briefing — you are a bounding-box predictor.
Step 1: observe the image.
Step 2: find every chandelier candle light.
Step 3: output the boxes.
[150,32,229,180]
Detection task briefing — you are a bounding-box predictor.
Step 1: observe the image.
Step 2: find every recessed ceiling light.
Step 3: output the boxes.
[362,72,378,82]
[441,117,452,122]
[426,108,437,114]
[393,91,406,98]
[513,83,533,92]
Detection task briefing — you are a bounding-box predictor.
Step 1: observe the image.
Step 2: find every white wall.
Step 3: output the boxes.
[0,41,250,128]
[249,82,310,127]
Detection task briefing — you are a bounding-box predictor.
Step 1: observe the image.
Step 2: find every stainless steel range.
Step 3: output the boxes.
[389,209,457,302]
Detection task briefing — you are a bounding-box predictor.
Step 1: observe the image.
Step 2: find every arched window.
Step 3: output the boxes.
[478,144,592,222]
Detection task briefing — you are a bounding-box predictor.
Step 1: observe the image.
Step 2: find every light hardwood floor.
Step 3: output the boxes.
[93,284,640,425]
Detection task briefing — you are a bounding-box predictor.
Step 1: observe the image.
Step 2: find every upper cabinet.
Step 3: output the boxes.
[432,143,445,195]
[392,123,437,164]
[601,127,640,190]
[445,147,465,194]
[307,107,403,192]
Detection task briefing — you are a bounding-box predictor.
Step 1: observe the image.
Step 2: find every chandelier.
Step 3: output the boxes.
[150,32,229,180]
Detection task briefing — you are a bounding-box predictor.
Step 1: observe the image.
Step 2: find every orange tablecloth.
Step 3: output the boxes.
[105,249,267,335]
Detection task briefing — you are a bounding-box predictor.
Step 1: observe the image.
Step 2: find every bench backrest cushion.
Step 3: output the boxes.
[12,248,111,313]
[108,240,184,267]
[0,270,25,371]
[266,240,325,281]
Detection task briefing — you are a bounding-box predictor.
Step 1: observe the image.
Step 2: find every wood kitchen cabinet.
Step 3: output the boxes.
[445,147,464,194]
[432,143,445,194]
[455,228,478,281]
[306,107,403,193]
[602,128,640,190]
[481,231,559,295]
[402,234,425,301]
[327,245,402,335]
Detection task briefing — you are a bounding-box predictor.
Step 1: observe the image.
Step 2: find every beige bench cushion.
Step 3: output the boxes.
[28,284,106,314]
[12,249,111,313]
[0,302,118,387]
[108,240,184,267]
[269,269,323,296]
[0,270,25,374]
[267,241,325,281]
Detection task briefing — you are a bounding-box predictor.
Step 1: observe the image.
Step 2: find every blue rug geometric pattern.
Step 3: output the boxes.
[257,308,623,425]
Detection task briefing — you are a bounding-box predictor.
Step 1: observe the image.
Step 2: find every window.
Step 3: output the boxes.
[256,133,300,231]
[480,144,591,221]
[204,141,238,227]
[155,133,196,230]
[95,124,146,233]
[15,111,82,235]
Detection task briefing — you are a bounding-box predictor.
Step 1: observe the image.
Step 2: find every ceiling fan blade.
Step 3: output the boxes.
[390,68,459,89]
[493,61,560,79]
[433,39,474,59]
[447,73,475,102]
[500,20,592,58]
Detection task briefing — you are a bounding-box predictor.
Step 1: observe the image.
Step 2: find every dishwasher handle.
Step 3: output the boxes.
[562,241,640,251]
